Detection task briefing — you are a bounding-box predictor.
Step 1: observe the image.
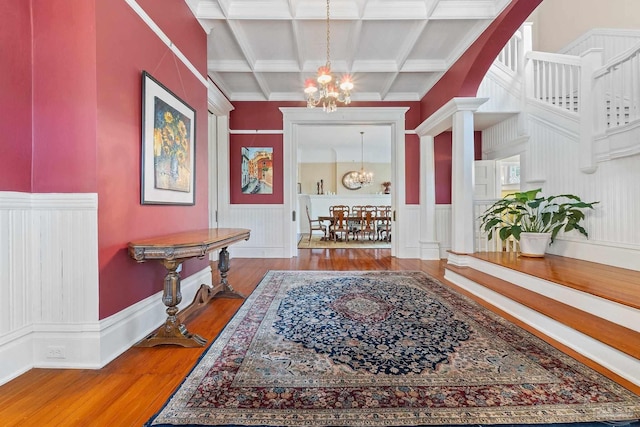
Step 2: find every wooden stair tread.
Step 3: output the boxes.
[471,252,640,310]
[446,263,640,361]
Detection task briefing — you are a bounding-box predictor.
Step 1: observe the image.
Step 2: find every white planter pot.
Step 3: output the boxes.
[519,232,552,257]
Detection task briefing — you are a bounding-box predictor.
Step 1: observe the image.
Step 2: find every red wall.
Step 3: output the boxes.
[434,132,482,204]
[2,1,209,319]
[229,101,423,205]
[32,0,98,193]
[96,0,209,318]
[0,1,34,192]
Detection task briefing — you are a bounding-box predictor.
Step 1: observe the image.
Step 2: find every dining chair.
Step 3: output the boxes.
[329,206,350,241]
[356,208,377,241]
[348,205,364,240]
[305,205,327,242]
[376,205,392,242]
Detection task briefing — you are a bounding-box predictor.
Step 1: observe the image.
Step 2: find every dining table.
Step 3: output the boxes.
[317,215,391,242]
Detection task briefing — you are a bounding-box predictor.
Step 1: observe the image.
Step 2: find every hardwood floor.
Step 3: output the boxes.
[0,249,431,427]
[0,249,637,426]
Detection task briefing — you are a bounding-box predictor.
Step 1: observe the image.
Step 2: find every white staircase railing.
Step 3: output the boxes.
[526,51,581,113]
[476,27,640,252]
[593,42,640,134]
[495,26,523,75]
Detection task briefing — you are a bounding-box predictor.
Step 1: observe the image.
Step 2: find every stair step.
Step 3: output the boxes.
[445,263,640,361]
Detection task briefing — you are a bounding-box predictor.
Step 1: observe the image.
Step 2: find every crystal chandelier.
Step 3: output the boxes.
[303,0,353,113]
[345,132,374,187]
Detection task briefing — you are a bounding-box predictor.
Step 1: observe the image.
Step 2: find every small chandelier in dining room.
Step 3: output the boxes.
[303,0,353,113]
[345,132,374,187]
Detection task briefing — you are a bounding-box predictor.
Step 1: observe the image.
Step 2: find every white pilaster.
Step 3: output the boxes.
[451,109,476,254]
[419,135,440,259]
[415,98,487,260]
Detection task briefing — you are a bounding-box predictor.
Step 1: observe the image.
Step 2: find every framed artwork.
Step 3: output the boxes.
[141,71,196,205]
[241,147,273,195]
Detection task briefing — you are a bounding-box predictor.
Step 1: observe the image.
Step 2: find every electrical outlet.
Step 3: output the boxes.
[46,345,66,359]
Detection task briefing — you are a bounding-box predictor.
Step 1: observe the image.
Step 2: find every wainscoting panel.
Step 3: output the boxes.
[476,72,521,113]
[0,193,31,337]
[435,205,452,259]
[398,205,420,258]
[481,116,522,155]
[524,118,640,271]
[0,192,99,385]
[219,205,287,258]
[559,29,640,63]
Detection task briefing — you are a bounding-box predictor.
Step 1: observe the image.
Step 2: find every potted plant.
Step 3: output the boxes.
[478,188,598,257]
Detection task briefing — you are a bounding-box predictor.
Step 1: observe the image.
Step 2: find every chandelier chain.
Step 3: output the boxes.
[326,0,331,68]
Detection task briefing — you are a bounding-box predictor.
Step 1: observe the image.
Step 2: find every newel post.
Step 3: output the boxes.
[579,48,604,174]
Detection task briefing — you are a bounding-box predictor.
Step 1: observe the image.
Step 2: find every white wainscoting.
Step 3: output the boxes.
[398,204,420,259]
[435,205,452,259]
[526,117,640,271]
[0,191,214,386]
[218,205,288,258]
[559,29,640,63]
[0,192,99,384]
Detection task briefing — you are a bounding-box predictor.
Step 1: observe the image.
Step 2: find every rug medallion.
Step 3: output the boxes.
[147,271,640,426]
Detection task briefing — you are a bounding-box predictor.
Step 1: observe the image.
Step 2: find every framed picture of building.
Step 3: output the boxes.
[241,147,273,195]
[141,71,196,205]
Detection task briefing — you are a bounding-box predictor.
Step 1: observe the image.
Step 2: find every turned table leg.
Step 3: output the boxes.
[136,259,207,348]
[213,247,245,299]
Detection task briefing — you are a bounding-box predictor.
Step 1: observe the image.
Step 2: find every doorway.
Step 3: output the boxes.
[281,107,409,258]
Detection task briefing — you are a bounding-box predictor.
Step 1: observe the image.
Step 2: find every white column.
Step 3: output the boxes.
[414,98,487,266]
[450,109,476,256]
[419,135,440,259]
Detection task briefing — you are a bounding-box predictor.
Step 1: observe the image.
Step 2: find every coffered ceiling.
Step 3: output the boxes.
[185,0,512,102]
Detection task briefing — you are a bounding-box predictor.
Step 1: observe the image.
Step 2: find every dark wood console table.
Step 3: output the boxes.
[128,228,250,347]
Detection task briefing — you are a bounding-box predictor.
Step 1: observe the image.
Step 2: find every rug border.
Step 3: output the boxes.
[144,270,273,427]
[145,270,640,427]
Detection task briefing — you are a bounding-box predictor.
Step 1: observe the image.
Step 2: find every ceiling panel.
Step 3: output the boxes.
[188,0,511,102]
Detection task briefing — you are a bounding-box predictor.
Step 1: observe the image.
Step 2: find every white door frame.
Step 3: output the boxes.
[281,107,409,258]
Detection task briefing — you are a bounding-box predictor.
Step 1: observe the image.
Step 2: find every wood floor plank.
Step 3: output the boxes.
[0,249,637,426]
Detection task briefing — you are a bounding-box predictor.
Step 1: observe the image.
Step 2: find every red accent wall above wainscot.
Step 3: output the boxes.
[434,131,482,205]
[229,101,422,204]
[405,134,420,205]
[135,0,208,77]
[31,0,98,193]
[95,0,209,319]
[0,1,32,192]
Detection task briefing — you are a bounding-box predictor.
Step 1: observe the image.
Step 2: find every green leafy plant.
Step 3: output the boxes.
[479,188,599,243]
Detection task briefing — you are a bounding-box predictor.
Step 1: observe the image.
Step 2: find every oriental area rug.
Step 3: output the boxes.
[146,271,640,427]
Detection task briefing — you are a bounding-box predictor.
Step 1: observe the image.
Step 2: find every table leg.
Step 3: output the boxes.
[136,259,207,348]
[213,247,245,299]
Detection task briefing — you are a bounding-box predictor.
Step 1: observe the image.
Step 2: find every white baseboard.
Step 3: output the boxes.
[0,265,212,386]
[547,238,640,272]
